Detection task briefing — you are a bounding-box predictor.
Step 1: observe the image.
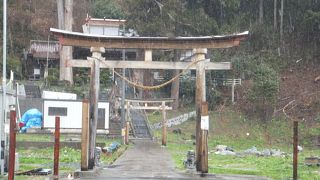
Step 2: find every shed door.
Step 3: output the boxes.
[97,108,105,129]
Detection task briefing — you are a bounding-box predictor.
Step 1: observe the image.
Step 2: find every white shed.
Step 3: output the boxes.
[43,100,109,133]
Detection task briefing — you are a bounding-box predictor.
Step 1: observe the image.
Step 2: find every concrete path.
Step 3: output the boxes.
[78,139,269,180]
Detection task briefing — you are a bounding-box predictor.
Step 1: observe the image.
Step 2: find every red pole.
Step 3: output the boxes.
[54,117,60,180]
[293,121,298,180]
[8,110,16,180]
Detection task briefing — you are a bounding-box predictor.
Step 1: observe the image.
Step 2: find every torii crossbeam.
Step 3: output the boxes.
[51,28,248,70]
[50,28,249,173]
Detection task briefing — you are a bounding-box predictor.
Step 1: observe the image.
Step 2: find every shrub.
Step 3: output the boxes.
[249,64,279,122]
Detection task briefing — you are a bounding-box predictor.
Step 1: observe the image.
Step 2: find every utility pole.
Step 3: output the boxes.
[121,26,126,143]
[44,35,50,82]
[121,49,126,142]
[1,0,7,175]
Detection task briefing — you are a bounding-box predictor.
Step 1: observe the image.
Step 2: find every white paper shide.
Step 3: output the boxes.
[201,116,209,130]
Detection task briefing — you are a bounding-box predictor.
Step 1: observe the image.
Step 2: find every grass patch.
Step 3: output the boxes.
[16,133,108,143]
[16,138,126,179]
[149,107,320,180]
[16,134,53,142]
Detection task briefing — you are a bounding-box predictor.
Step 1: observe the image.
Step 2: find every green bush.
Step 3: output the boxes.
[73,68,89,87]
[249,64,279,122]
[207,88,223,110]
[179,75,195,104]
[100,69,112,88]
[47,68,59,86]
[249,64,279,104]
[0,56,22,79]
[93,0,125,19]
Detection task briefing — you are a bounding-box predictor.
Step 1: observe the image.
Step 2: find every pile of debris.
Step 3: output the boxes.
[211,145,290,157]
[94,142,121,167]
[305,156,320,166]
[183,150,196,169]
[102,142,121,154]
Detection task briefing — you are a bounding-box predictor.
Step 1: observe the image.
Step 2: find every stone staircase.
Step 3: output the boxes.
[24,84,41,98]
[130,109,151,139]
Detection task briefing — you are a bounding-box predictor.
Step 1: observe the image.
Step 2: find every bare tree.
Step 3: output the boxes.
[274,0,277,30]
[280,0,284,43]
[259,0,263,24]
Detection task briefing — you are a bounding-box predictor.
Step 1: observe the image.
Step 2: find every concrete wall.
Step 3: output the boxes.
[19,98,43,115]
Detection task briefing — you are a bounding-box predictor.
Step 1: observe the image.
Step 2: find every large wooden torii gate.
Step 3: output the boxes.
[50,28,248,173]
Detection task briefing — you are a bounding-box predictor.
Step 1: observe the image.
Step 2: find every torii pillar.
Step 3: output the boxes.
[194,48,208,173]
[87,47,105,169]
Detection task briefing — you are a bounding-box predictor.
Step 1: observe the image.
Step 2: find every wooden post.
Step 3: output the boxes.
[125,102,130,145]
[293,121,298,180]
[194,48,207,172]
[125,121,130,145]
[88,47,104,169]
[81,99,89,171]
[162,101,167,146]
[231,79,235,104]
[8,109,16,180]
[54,116,60,180]
[200,102,209,173]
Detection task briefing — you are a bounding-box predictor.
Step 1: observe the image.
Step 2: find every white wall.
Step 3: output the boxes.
[42,91,77,100]
[89,25,119,36]
[43,100,109,130]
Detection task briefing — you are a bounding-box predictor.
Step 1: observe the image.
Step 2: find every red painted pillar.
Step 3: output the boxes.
[54,117,60,180]
[8,110,16,180]
[293,121,298,180]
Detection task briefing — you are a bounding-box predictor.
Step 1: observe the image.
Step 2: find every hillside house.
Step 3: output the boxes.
[23,40,60,80]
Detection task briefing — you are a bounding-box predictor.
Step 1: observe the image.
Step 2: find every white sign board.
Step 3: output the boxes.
[201,116,209,130]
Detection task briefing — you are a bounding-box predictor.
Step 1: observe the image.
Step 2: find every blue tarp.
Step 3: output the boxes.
[20,108,42,132]
[107,142,121,153]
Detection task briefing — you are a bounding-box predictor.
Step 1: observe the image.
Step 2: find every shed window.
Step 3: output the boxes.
[48,107,68,116]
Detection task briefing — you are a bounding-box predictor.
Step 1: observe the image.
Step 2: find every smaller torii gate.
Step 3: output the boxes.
[50,28,248,173]
[124,98,173,145]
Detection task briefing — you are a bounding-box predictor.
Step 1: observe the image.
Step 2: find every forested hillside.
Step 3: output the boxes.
[1,0,320,122]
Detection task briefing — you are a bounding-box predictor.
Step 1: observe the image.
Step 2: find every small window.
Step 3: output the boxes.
[48,107,68,116]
